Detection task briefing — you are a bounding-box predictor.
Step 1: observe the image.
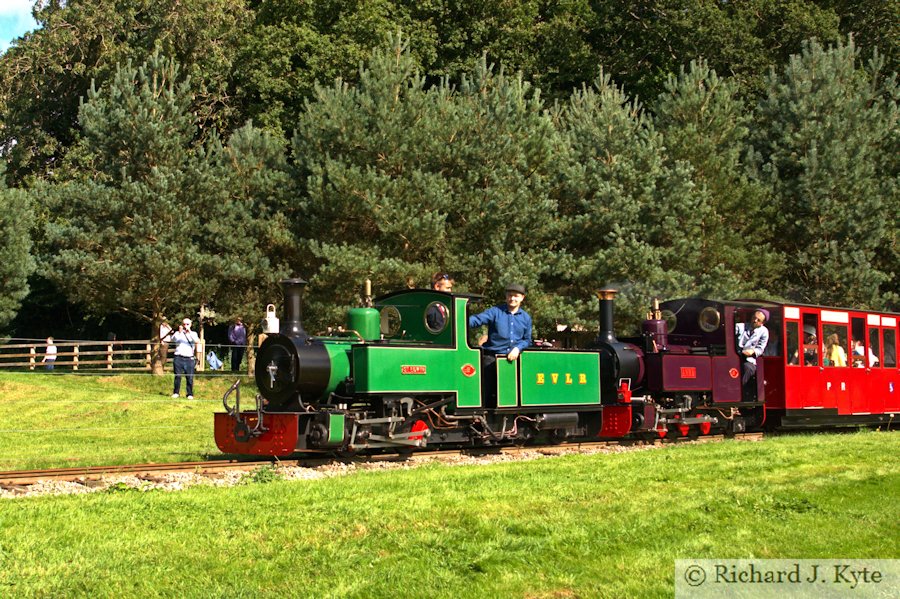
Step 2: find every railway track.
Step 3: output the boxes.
[0,433,763,488]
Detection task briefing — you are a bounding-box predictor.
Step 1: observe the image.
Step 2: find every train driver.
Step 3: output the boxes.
[468,282,533,362]
[735,310,769,396]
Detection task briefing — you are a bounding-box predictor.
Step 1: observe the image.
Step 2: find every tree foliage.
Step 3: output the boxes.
[0,0,250,184]
[0,165,35,329]
[36,53,292,367]
[292,36,567,332]
[0,2,897,335]
[755,38,898,308]
[654,60,780,298]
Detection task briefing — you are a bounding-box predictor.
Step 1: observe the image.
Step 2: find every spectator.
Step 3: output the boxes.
[42,337,57,371]
[171,318,200,399]
[227,317,248,373]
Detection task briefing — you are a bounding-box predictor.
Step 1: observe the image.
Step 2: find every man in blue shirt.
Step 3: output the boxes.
[735,310,769,398]
[469,283,532,361]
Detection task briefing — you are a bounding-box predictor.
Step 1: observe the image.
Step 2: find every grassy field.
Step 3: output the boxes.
[0,431,897,597]
[0,371,244,470]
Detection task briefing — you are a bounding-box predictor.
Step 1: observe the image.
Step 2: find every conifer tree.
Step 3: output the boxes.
[755,38,898,308]
[0,166,35,329]
[292,36,566,332]
[37,53,291,372]
[558,73,705,329]
[655,60,780,298]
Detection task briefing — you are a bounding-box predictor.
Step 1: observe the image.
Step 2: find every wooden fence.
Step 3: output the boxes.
[0,340,207,371]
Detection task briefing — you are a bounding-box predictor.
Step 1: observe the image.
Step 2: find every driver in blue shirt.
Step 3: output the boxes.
[468,283,532,361]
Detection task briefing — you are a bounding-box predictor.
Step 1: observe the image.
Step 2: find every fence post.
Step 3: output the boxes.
[73,344,79,371]
[107,344,114,369]
[29,346,35,371]
[145,343,151,369]
[197,339,205,372]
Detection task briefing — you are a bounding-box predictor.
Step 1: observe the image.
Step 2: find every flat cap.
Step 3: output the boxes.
[505,282,526,294]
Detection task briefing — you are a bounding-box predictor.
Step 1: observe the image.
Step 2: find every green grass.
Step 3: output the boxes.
[0,372,247,469]
[0,432,897,597]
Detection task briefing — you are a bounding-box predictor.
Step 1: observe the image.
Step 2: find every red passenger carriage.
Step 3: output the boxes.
[637,298,899,434]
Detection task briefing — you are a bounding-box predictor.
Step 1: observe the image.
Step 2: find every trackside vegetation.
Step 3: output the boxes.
[0,431,897,597]
[0,372,237,470]
[2,3,898,342]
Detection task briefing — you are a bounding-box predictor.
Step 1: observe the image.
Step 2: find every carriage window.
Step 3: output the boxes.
[869,328,881,368]
[786,322,800,365]
[822,324,849,367]
[802,314,819,367]
[850,317,866,368]
[380,306,402,337]
[884,329,897,368]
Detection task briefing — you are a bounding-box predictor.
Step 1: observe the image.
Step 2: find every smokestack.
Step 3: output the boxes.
[596,288,617,344]
[280,277,308,338]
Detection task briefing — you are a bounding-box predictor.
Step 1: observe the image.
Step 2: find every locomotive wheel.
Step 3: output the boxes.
[397,420,429,456]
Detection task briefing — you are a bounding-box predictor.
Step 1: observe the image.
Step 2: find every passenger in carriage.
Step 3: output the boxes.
[802,327,819,366]
[852,339,878,368]
[735,310,769,399]
[791,326,819,366]
[825,333,847,367]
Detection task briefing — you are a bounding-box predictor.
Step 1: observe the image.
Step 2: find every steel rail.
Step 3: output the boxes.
[0,433,764,486]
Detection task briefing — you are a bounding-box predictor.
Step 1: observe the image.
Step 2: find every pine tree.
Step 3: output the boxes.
[292,35,566,333]
[37,53,293,372]
[655,59,780,298]
[558,72,706,329]
[755,38,898,308]
[0,165,35,329]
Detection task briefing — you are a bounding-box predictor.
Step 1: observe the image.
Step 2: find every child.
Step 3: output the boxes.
[42,337,58,371]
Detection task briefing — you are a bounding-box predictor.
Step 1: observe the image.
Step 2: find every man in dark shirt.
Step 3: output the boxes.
[468,283,532,361]
[227,317,247,373]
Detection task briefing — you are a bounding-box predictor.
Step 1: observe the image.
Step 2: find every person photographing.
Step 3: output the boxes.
[171,318,200,399]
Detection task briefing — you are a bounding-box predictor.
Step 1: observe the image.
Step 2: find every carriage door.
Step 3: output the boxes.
[883,321,899,414]
[785,308,821,410]
[821,310,850,414]
[849,316,868,413]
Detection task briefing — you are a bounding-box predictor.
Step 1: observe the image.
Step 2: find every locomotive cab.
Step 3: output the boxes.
[633,298,780,436]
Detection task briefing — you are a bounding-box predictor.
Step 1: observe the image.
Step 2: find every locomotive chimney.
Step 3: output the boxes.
[596,288,618,344]
[280,277,309,339]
